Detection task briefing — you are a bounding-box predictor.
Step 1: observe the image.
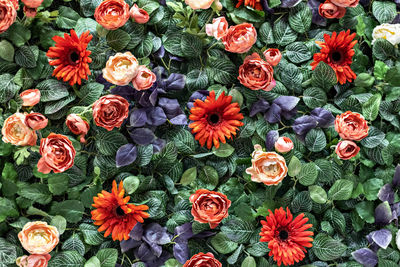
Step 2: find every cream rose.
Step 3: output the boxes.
[18,221,59,255]
[372,24,400,46]
[102,52,139,86]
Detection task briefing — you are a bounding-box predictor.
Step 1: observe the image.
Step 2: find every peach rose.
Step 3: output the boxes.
[0,0,17,34]
[185,0,214,10]
[246,144,288,185]
[16,254,51,267]
[263,48,282,67]
[130,4,149,24]
[18,222,59,255]
[92,94,129,131]
[2,113,37,146]
[189,189,231,229]
[37,133,76,174]
[319,1,346,19]
[206,17,228,40]
[238,53,275,91]
[65,114,90,143]
[94,0,130,30]
[25,113,48,130]
[183,253,222,267]
[222,23,257,54]
[21,0,43,8]
[23,6,37,18]
[330,0,359,7]
[102,52,139,86]
[335,140,360,160]
[335,111,369,141]
[275,137,294,153]
[132,65,156,91]
[20,89,41,107]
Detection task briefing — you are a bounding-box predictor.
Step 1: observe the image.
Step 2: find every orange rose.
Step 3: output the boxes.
[18,222,59,255]
[16,254,51,267]
[206,17,229,40]
[189,189,231,229]
[334,111,369,141]
[183,253,222,267]
[318,1,346,19]
[263,48,282,67]
[102,52,139,86]
[92,94,129,131]
[21,0,43,8]
[132,65,156,91]
[23,6,37,18]
[330,0,359,7]
[335,140,360,160]
[129,4,149,24]
[185,0,214,10]
[0,0,17,34]
[37,133,76,174]
[246,144,288,185]
[20,89,41,107]
[2,113,37,146]
[222,23,257,54]
[25,113,48,130]
[275,137,294,153]
[65,114,90,143]
[238,53,275,91]
[94,0,130,30]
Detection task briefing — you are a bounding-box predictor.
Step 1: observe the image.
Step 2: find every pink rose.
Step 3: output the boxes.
[21,0,43,8]
[0,0,17,34]
[20,89,41,107]
[18,221,59,254]
[238,53,275,91]
[25,113,48,130]
[16,254,51,267]
[92,94,129,131]
[222,23,257,54]
[335,140,360,160]
[330,0,359,7]
[2,113,37,146]
[130,4,149,24]
[275,137,294,153]
[319,1,346,19]
[185,0,214,10]
[23,6,37,18]
[263,48,282,67]
[65,114,90,143]
[132,65,156,91]
[206,17,228,40]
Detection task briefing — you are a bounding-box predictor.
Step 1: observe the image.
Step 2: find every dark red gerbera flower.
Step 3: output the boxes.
[260,207,314,266]
[311,30,357,85]
[189,91,244,149]
[46,29,93,86]
[236,0,263,10]
[91,180,150,241]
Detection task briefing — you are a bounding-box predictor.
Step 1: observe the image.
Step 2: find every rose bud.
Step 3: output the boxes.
[185,0,214,10]
[330,0,359,7]
[263,48,282,67]
[335,140,360,160]
[205,17,228,40]
[21,0,43,8]
[16,254,51,267]
[318,0,346,19]
[23,6,37,18]
[275,137,294,153]
[20,89,41,107]
[25,113,48,130]
[132,65,157,91]
[129,4,149,24]
[65,114,90,143]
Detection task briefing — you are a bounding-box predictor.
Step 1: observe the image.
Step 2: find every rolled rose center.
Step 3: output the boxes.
[11,124,23,137]
[262,161,280,176]
[278,229,289,240]
[208,113,221,125]
[28,230,51,246]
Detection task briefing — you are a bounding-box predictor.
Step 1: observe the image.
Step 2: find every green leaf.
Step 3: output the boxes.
[0,73,21,104]
[181,33,202,58]
[50,215,67,235]
[62,234,85,256]
[48,174,69,195]
[313,233,347,261]
[210,233,238,254]
[360,126,385,149]
[84,256,101,267]
[288,156,301,177]
[385,65,400,86]
[373,38,395,61]
[171,128,196,155]
[281,63,303,92]
[372,1,397,24]
[106,29,131,51]
[0,40,14,62]
[285,41,312,63]
[50,200,84,223]
[56,6,80,29]
[221,217,254,243]
[227,244,243,265]
[4,23,31,47]
[135,33,153,58]
[180,167,197,186]
[362,94,381,121]
[0,238,17,264]
[79,82,104,105]
[79,223,104,245]
[163,33,184,57]
[273,19,297,46]
[48,251,85,267]
[213,143,235,158]
[198,166,219,190]
[363,178,383,201]
[75,18,98,36]
[305,129,326,152]
[328,179,354,201]
[96,130,128,156]
[258,22,274,44]
[211,59,236,84]
[45,94,76,115]
[246,242,269,257]
[15,45,38,68]
[123,175,140,194]
[0,197,19,222]
[288,3,312,33]
[36,79,69,102]
[241,256,257,267]
[18,184,52,205]
[14,68,33,89]
[80,0,102,17]
[309,185,328,204]
[311,62,337,90]
[186,69,208,91]
[96,248,118,267]
[374,60,389,80]
[303,87,327,109]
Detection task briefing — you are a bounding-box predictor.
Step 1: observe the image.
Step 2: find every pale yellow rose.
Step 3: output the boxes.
[18,222,59,255]
[372,24,400,46]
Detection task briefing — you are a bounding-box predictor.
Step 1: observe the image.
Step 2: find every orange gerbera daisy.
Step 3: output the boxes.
[260,207,314,266]
[311,30,357,85]
[189,91,244,149]
[91,180,149,241]
[236,0,262,10]
[46,29,93,86]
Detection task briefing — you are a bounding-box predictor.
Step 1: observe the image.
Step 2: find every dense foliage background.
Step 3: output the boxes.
[1,0,400,266]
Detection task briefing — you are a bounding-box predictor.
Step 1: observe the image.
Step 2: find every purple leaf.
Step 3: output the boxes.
[281,0,302,8]
[116,144,137,167]
[375,201,393,226]
[260,0,274,13]
[371,229,392,249]
[281,108,297,120]
[129,222,144,240]
[137,243,156,262]
[174,223,193,240]
[152,138,166,153]
[173,241,189,264]
[392,164,400,187]
[170,114,188,125]
[266,130,279,151]
[154,45,165,58]
[130,109,148,128]
[273,96,299,111]
[147,107,167,126]
[264,103,282,123]
[352,248,378,267]
[250,99,270,117]
[143,251,171,267]
[308,0,326,26]
[143,223,172,245]
[366,233,380,252]
[378,184,395,204]
[130,128,156,145]
[120,238,141,253]
[149,89,158,106]
[158,98,182,119]
[292,116,318,136]
[110,85,136,99]
[310,108,335,128]
[166,73,186,91]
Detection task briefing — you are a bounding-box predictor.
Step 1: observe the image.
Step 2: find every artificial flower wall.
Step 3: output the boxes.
[0,0,400,267]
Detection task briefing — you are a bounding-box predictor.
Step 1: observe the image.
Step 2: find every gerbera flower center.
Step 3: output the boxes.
[208,113,221,125]
[330,51,342,63]
[115,206,125,216]
[69,51,80,64]
[278,229,289,240]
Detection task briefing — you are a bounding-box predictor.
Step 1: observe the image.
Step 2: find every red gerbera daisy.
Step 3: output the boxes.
[91,180,150,241]
[311,30,357,85]
[236,0,263,10]
[189,91,244,149]
[46,29,93,86]
[260,207,314,266]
